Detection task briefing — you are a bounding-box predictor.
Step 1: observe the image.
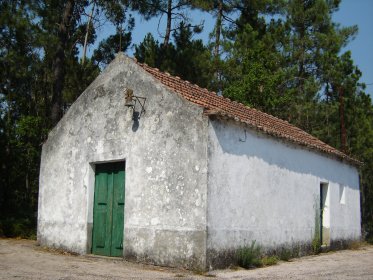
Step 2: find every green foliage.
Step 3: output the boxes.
[0,218,36,239]
[236,241,262,268]
[172,22,214,88]
[92,32,132,68]
[236,241,283,268]
[261,255,279,266]
[135,22,214,88]
[222,2,288,113]
[0,0,130,237]
[367,235,373,245]
[312,235,322,254]
[0,1,45,237]
[278,248,292,261]
[134,33,160,66]
[63,58,100,104]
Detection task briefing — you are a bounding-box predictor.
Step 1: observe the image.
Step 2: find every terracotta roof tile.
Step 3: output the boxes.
[136,61,360,165]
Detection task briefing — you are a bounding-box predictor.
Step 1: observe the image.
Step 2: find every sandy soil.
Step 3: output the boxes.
[1,238,373,279]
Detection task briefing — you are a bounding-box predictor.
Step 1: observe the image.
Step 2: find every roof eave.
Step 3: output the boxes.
[205,111,362,167]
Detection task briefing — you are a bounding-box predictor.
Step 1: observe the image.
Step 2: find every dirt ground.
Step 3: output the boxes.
[1,239,373,279]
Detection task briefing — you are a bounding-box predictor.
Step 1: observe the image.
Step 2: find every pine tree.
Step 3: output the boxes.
[222,0,287,112]
[0,0,45,235]
[134,22,214,88]
[0,0,132,236]
[131,0,198,47]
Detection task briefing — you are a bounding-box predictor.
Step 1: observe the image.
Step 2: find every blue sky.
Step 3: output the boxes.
[88,0,373,95]
[333,0,373,95]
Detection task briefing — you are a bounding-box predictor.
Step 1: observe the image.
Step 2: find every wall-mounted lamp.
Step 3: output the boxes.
[124,88,146,117]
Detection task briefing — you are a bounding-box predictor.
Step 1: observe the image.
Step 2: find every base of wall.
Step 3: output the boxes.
[37,236,82,256]
[124,248,205,270]
[37,221,87,255]
[206,238,360,270]
[329,238,360,250]
[86,223,93,254]
[206,242,313,270]
[124,227,207,270]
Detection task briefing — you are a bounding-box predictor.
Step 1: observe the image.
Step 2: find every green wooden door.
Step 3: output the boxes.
[92,162,125,257]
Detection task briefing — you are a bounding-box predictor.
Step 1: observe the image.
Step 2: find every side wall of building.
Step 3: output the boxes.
[38,54,209,269]
[206,118,361,268]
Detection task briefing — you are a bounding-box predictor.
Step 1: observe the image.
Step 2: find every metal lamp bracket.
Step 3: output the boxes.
[125,88,146,117]
[133,96,146,116]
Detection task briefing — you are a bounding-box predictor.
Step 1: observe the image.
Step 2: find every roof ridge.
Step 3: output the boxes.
[132,57,360,165]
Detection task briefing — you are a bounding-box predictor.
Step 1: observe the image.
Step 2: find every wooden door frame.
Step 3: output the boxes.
[320,182,330,246]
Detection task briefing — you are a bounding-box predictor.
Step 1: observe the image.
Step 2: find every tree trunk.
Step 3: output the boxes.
[163,0,172,47]
[51,0,75,126]
[339,86,347,152]
[214,0,223,92]
[82,2,95,65]
[214,0,223,59]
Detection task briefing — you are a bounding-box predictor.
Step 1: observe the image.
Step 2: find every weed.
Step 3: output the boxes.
[278,248,292,261]
[28,233,37,240]
[236,241,262,268]
[367,237,373,245]
[193,269,205,275]
[347,241,366,250]
[312,232,321,254]
[204,274,216,278]
[42,246,79,256]
[192,271,216,277]
[261,256,279,266]
[0,217,36,239]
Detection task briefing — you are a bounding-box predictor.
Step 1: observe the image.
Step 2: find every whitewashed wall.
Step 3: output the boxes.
[207,118,361,264]
[38,54,209,269]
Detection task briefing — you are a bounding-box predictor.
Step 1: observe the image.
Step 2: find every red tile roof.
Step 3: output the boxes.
[136,60,360,166]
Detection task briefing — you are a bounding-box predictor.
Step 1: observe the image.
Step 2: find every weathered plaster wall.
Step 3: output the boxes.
[206,118,360,268]
[38,54,209,269]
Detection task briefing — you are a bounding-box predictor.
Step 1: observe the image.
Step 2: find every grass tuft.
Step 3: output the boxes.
[261,255,279,266]
[236,241,262,268]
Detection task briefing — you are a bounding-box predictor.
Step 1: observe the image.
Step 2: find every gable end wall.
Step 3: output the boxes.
[37,54,209,269]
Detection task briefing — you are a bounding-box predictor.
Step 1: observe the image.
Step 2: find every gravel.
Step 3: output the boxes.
[1,238,372,279]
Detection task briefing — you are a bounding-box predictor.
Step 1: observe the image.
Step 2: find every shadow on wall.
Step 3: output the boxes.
[132,111,140,132]
[210,118,358,191]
